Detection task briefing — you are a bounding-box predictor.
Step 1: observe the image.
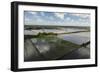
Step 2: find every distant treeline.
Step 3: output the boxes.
[24,25,90,30]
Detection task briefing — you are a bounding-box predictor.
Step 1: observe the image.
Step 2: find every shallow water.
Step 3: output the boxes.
[24,28,90,61]
[57,32,90,45]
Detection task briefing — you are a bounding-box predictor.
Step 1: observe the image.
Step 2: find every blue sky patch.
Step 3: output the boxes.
[24,11,90,26]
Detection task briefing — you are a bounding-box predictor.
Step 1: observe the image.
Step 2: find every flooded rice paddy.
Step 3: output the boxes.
[24,28,90,62]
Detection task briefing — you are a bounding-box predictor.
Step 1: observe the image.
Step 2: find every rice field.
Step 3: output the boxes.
[24,27,90,62]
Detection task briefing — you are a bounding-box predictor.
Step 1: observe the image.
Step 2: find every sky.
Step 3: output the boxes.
[24,11,90,26]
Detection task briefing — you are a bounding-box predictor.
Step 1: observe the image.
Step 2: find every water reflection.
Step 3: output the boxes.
[58,32,90,45]
[24,29,90,62]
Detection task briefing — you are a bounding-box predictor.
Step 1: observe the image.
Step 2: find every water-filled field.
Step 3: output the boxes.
[24,27,90,62]
[57,32,90,45]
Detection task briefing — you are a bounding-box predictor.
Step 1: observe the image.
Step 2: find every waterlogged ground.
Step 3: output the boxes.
[24,28,90,62]
[24,36,81,61]
[57,32,90,45]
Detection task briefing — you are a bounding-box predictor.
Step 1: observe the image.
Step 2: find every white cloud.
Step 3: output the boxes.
[49,16,54,20]
[79,18,85,22]
[29,12,37,15]
[37,18,43,22]
[71,13,90,18]
[25,17,30,22]
[66,17,71,21]
[54,13,65,19]
[40,12,45,16]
